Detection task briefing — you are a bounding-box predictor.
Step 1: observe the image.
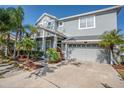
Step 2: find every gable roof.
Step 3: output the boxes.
[35,13,58,25]
[35,6,122,25]
[59,5,122,21]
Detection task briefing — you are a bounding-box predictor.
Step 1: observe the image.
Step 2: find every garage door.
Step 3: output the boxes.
[68,44,110,63]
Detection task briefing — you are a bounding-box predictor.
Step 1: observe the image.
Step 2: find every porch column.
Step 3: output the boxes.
[53,34,57,48]
[65,43,68,59]
[42,30,46,52]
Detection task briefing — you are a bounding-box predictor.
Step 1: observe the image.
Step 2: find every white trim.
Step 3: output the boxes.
[63,39,101,44]
[42,30,45,37]
[36,13,57,25]
[78,16,96,30]
[36,25,67,38]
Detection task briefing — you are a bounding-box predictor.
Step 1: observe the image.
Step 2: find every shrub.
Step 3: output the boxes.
[46,48,60,63]
[19,50,44,59]
[31,50,44,58]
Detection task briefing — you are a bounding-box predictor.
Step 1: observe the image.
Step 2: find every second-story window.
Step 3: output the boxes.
[47,21,55,30]
[58,21,64,27]
[47,22,52,29]
[79,15,95,29]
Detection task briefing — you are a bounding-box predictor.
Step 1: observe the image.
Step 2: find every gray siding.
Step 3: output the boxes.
[58,11,117,37]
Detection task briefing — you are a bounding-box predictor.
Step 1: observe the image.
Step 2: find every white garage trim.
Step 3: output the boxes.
[63,39,101,44]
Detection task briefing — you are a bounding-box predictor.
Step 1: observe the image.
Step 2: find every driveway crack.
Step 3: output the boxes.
[43,78,61,88]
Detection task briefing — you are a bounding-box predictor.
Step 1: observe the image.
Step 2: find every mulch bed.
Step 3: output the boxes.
[112,65,124,69]
[112,64,124,80]
[17,55,44,71]
[18,60,44,71]
[23,61,44,70]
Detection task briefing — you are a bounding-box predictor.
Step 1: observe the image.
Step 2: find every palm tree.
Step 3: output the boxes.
[7,6,24,59]
[16,37,37,62]
[0,8,14,57]
[24,24,38,37]
[99,29,124,64]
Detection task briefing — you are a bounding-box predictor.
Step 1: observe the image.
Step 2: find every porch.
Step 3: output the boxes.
[34,26,66,52]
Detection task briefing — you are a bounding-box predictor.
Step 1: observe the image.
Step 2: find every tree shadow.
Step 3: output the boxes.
[70,62,82,67]
[27,63,58,79]
[101,83,112,88]
[56,61,69,67]
[97,49,111,64]
[0,64,21,77]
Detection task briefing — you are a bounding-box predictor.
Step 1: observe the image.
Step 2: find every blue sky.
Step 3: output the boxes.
[0,5,124,33]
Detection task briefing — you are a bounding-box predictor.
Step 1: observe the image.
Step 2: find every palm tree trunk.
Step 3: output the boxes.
[26,52,30,63]
[110,48,119,64]
[4,33,10,57]
[7,33,10,56]
[17,29,22,57]
[4,46,8,57]
[13,30,19,59]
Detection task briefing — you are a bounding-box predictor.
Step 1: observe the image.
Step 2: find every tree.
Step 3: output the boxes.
[0,8,14,57]
[7,6,24,59]
[24,24,38,37]
[99,29,124,64]
[16,37,37,62]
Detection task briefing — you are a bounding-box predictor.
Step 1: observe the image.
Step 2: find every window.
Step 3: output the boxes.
[47,22,52,29]
[80,17,86,28]
[58,21,64,27]
[48,22,51,26]
[79,16,95,29]
[68,44,99,48]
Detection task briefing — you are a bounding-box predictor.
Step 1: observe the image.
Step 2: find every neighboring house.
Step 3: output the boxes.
[32,6,122,64]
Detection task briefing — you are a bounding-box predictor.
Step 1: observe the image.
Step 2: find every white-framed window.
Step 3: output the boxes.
[68,44,100,48]
[58,21,64,27]
[79,16,95,29]
[46,40,52,49]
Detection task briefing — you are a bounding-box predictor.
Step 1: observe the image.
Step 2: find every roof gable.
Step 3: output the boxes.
[59,6,122,21]
[35,13,58,25]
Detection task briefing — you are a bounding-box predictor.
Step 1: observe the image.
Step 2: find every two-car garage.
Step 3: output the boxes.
[63,36,111,64]
[67,44,109,63]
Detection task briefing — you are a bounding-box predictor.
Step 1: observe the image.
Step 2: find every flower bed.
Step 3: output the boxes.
[18,61,44,71]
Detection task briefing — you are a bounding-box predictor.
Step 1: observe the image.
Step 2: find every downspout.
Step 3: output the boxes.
[42,29,46,59]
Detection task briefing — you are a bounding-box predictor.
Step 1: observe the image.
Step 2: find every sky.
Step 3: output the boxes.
[0,5,124,33]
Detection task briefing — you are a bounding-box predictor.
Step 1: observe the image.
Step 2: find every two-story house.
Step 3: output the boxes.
[32,6,122,64]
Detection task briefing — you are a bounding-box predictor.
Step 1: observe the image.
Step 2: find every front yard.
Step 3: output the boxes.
[0,61,124,88]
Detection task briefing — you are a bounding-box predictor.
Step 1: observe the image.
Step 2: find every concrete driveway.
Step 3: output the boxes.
[0,61,124,88]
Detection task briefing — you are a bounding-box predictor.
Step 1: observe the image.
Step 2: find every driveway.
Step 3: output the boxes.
[0,61,124,88]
